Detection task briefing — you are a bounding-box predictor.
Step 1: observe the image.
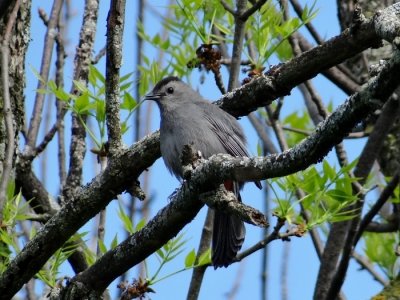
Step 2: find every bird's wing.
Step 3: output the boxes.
[201,102,262,189]
[203,109,249,157]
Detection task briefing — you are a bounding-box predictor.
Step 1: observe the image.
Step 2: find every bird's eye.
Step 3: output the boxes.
[166,87,174,94]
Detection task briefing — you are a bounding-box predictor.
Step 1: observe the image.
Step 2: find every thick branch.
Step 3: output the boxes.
[0,133,160,299]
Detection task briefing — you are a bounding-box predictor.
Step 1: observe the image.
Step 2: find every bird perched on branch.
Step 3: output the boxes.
[146,76,261,268]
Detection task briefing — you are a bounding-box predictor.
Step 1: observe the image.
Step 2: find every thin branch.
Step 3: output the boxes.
[295,33,361,95]
[237,218,301,261]
[227,0,248,91]
[96,157,108,258]
[220,0,235,16]
[248,113,278,154]
[187,209,213,300]
[289,0,324,45]
[200,187,268,227]
[351,251,388,286]
[354,172,400,245]
[240,0,267,21]
[0,0,21,222]
[26,0,63,149]
[91,45,107,65]
[280,242,289,300]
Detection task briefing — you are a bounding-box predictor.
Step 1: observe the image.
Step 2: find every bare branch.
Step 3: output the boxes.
[227,0,248,91]
[26,0,63,149]
[355,172,400,245]
[187,209,213,300]
[240,0,267,21]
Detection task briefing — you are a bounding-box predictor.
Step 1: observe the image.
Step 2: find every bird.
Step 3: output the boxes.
[145,76,261,268]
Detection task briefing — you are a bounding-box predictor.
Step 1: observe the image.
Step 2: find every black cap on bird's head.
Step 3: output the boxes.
[144,76,181,101]
[144,76,202,111]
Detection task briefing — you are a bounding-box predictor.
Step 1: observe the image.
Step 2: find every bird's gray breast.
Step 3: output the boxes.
[159,107,226,179]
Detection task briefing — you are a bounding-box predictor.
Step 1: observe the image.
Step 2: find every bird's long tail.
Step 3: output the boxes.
[212,180,245,268]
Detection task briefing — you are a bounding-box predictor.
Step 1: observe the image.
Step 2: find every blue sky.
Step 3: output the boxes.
[23,1,383,299]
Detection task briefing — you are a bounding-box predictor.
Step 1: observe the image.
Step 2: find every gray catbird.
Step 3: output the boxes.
[146,76,261,268]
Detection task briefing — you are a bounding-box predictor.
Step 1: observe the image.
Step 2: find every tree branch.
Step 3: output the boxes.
[0,0,20,222]
[26,0,63,149]
[105,0,125,153]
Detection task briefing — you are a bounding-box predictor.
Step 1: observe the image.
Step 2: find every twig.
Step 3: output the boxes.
[281,242,290,300]
[248,113,278,154]
[96,156,108,258]
[200,187,268,227]
[289,0,324,45]
[354,172,400,245]
[227,0,247,91]
[236,218,301,262]
[265,105,288,151]
[187,209,213,300]
[0,0,20,222]
[240,0,267,21]
[351,251,388,286]
[26,0,63,149]
[227,261,246,300]
[260,182,270,300]
[91,45,107,65]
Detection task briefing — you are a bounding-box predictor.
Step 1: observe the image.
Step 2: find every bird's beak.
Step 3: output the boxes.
[144,92,161,101]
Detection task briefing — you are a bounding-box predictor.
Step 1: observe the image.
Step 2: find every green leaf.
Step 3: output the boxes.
[117,205,134,234]
[322,160,336,181]
[135,218,146,232]
[185,249,196,268]
[54,87,72,102]
[197,248,211,266]
[30,65,45,83]
[73,80,89,93]
[121,92,137,111]
[96,100,106,123]
[90,65,105,84]
[120,72,133,83]
[156,248,165,259]
[111,234,118,249]
[74,93,91,114]
[98,239,107,254]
